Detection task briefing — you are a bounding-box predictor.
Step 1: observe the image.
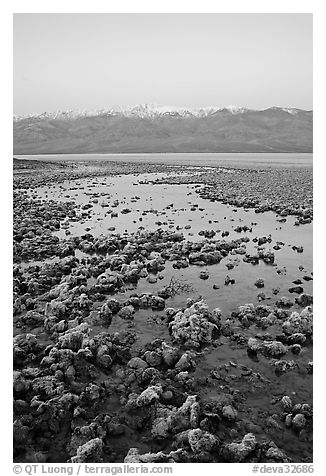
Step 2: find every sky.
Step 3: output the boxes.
[13,13,313,115]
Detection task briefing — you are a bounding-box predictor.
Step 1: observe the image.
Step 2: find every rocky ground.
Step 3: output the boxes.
[13,158,313,464]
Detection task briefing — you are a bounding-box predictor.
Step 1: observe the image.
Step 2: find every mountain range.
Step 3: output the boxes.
[13,104,313,154]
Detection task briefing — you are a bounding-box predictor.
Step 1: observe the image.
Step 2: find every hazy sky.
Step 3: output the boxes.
[13,13,313,114]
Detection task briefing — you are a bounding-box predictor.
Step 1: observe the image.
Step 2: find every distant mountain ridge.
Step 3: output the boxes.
[13,103,307,121]
[13,104,313,154]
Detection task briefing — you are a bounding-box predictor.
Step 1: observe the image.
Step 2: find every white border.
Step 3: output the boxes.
[2,2,324,475]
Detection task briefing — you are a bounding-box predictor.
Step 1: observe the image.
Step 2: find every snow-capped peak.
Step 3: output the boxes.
[224,105,248,114]
[115,103,249,117]
[14,104,247,121]
[14,104,308,122]
[281,107,299,115]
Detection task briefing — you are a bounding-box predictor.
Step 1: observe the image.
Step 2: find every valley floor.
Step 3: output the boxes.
[13,158,313,464]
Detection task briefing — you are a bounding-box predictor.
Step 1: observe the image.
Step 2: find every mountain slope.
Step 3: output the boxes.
[13,105,313,154]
